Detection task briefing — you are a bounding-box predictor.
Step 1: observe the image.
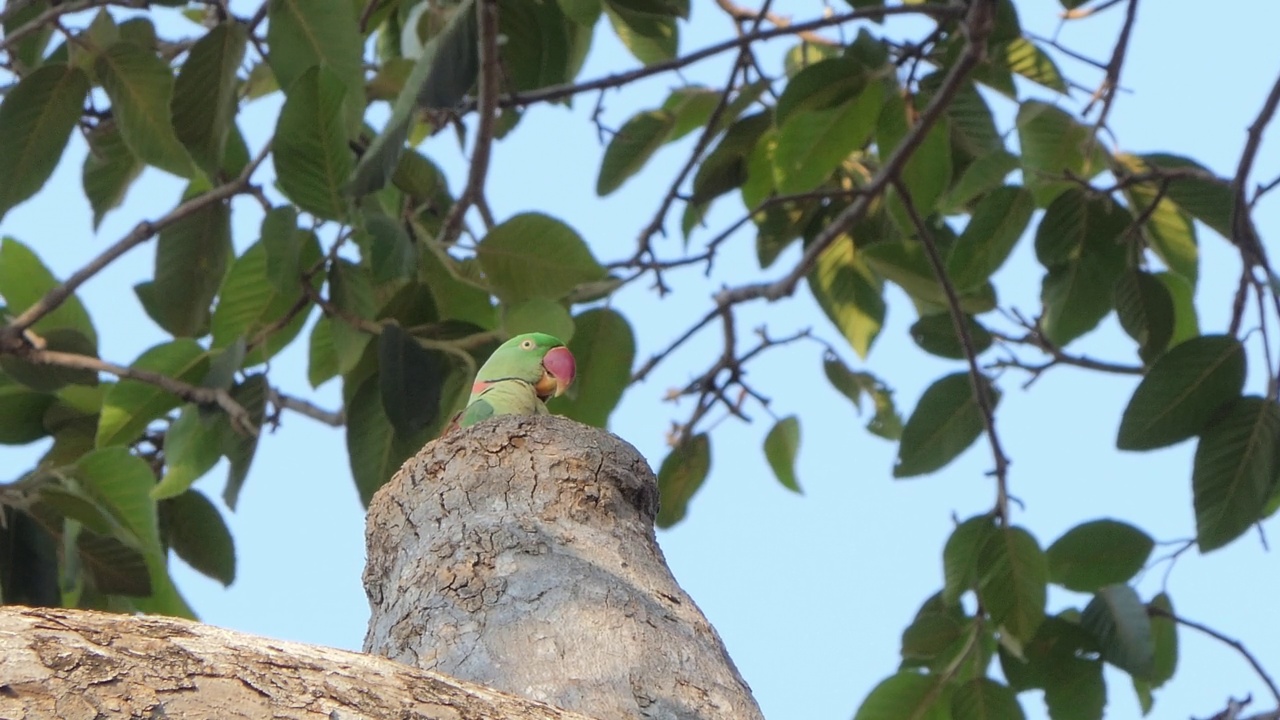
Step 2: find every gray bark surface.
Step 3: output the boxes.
[363,415,764,720]
[0,605,597,720]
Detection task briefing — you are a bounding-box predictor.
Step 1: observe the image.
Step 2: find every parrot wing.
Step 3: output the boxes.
[456,379,546,429]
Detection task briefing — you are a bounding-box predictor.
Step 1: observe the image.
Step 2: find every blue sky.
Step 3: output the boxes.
[3,1,1280,718]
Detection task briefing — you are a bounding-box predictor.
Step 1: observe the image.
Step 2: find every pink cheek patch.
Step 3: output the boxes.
[542,346,577,387]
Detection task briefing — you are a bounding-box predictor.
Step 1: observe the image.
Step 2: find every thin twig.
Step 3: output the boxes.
[632,307,722,384]
[714,0,994,310]
[463,5,966,112]
[268,388,345,427]
[1150,607,1280,708]
[894,178,1009,520]
[30,349,257,435]
[713,0,835,46]
[1231,68,1280,269]
[435,0,500,247]
[1,144,271,344]
[1082,0,1138,147]
[0,0,147,53]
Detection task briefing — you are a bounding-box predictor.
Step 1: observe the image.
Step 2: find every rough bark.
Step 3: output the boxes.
[0,605,598,720]
[363,415,764,720]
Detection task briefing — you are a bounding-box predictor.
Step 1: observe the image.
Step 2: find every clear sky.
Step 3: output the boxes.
[3,1,1279,719]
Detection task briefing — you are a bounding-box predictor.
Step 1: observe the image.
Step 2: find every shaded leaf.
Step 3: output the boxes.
[976,526,1047,643]
[548,308,634,428]
[655,433,710,528]
[943,514,997,605]
[0,328,98,392]
[1192,396,1280,551]
[83,121,144,230]
[171,22,247,176]
[597,109,676,196]
[1017,101,1107,206]
[951,678,1026,720]
[134,188,231,337]
[1082,584,1155,679]
[1046,519,1154,592]
[346,372,442,505]
[1148,592,1178,687]
[0,507,61,605]
[1117,335,1246,451]
[775,82,883,195]
[822,356,902,440]
[862,240,998,315]
[219,374,267,510]
[0,64,90,220]
[274,66,353,221]
[0,237,98,346]
[378,322,445,438]
[96,340,209,448]
[939,151,1018,213]
[152,405,221,500]
[909,314,993,360]
[776,57,868,127]
[307,317,340,389]
[329,259,377,373]
[266,0,364,134]
[75,527,152,597]
[1114,270,1175,363]
[0,374,56,444]
[1154,271,1199,346]
[763,416,801,493]
[945,185,1034,291]
[211,238,320,366]
[853,672,949,720]
[162,488,235,586]
[503,298,575,342]
[95,43,197,178]
[895,372,999,478]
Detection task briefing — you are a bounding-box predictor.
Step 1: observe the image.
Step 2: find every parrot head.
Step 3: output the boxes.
[473,332,576,401]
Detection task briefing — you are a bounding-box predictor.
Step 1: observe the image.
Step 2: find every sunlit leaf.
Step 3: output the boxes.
[1148,593,1178,687]
[1017,101,1107,206]
[96,340,209,448]
[0,236,98,348]
[211,238,320,366]
[477,213,606,302]
[775,82,883,196]
[1117,335,1246,451]
[77,446,162,551]
[808,235,884,359]
[995,38,1066,93]
[152,405,221,500]
[603,2,677,65]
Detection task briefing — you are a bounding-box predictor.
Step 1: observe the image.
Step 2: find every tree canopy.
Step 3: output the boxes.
[1,0,1279,718]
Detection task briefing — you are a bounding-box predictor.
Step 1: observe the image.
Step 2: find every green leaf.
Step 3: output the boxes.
[95,43,198,178]
[945,186,1034,290]
[274,66,354,221]
[0,64,90,220]
[152,405,222,500]
[853,672,949,720]
[83,121,144,230]
[211,238,320,366]
[1038,197,1130,346]
[162,488,235,586]
[1082,584,1155,679]
[0,237,98,347]
[1044,656,1105,720]
[663,86,723,141]
[75,527,153,597]
[559,0,602,25]
[1140,153,1235,239]
[901,609,966,665]
[808,236,884,359]
[362,211,417,285]
[1116,155,1198,286]
[378,322,445,438]
[2,507,65,605]
[763,416,801,493]
[603,3,677,65]
[943,514,997,605]
[503,298,575,342]
[1034,188,1088,267]
[171,23,247,176]
[0,373,56,444]
[775,57,868,127]
[597,109,676,196]
[655,433,710,528]
[895,372,999,478]
[880,92,952,222]
[976,526,1047,643]
[96,339,209,448]
[1192,396,1280,551]
[134,188,231,338]
[994,38,1066,93]
[1114,270,1175,363]
[261,206,305,293]
[862,241,998,315]
[498,0,577,93]
[307,317,340,389]
[548,308,635,428]
[1154,271,1199,346]
[0,328,98,392]
[775,84,883,195]
[1148,593,1178,687]
[421,248,496,328]
[822,356,902,439]
[909,314,993,360]
[476,213,606,302]
[690,111,769,207]
[329,259,377,373]
[1046,519,1154,592]
[77,446,162,551]
[939,151,1018,213]
[951,678,1026,720]
[346,372,442,505]
[219,374,267,510]
[347,0,477,196]
[1017,101,1107,206]
[266,0,364,134]
[1117,335,1246,451]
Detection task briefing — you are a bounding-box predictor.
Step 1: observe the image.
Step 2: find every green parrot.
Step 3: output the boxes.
[450,332,576,430]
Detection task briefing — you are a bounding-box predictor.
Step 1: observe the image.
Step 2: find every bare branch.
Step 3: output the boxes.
[714,0,995,309]
[28,349,257,436]
[894,178,1010,520]
[436,0,501,247]
[1082,0,1138,144]
[1231,67,1280,269]
[1,143,272,345]
[1150,607,1280,709]
[268,388,345,427]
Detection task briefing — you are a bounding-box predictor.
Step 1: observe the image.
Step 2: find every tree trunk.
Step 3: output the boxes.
[362,415,764,720]
[0,605,597,719]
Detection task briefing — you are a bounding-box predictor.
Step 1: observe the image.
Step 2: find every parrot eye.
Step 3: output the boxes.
[520,339,535,350]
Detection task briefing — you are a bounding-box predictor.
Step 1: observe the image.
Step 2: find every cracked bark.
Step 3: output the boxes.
[0,605,598,719]
[363,415,764,720]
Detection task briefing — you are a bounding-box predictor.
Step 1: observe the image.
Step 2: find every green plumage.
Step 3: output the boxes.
[452,332,573,430]
[457,379,548,428]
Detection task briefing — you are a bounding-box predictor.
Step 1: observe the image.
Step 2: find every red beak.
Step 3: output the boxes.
[536,346,576,400]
